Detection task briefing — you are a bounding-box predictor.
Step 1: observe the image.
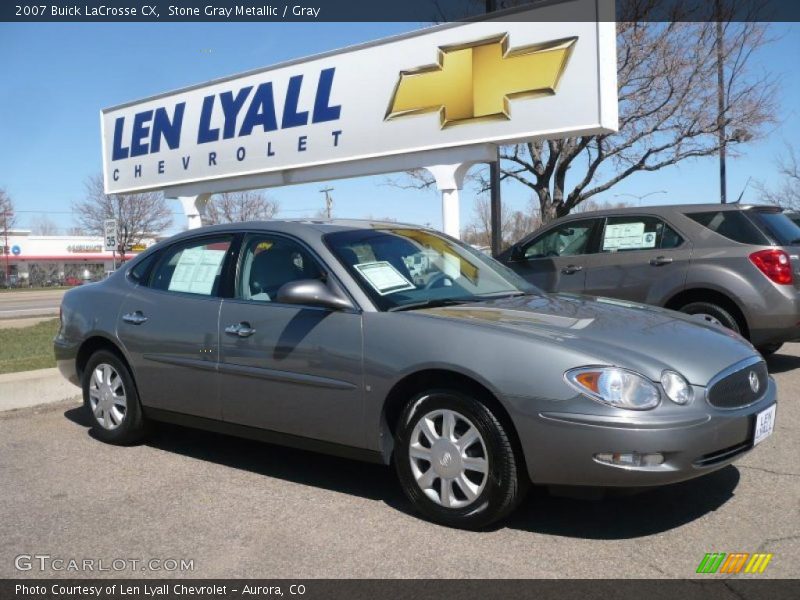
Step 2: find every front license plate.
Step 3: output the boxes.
[753,404,776,446]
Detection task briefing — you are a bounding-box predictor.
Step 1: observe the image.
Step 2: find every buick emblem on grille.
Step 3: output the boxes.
[749,370,760,394]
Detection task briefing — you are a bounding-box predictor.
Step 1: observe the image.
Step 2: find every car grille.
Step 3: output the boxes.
[707,360,768,409]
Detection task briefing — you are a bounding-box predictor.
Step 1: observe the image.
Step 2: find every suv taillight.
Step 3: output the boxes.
[749,249,793,285]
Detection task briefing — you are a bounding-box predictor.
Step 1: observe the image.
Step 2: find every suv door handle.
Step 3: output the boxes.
[122,311,148,325]
[561,265,583,275]
[649,256,674,266]
[225,322,256,338]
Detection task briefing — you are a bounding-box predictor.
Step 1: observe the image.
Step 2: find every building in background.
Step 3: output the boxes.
[1,230,153,286]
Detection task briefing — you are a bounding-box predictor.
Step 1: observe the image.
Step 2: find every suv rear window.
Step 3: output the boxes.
[748,210,800,246]
[685,211,767,245]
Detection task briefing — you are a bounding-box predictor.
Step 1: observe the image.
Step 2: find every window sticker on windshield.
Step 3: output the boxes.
[603,222,656,251]
[353,261,416,295]
[168,247,226,295]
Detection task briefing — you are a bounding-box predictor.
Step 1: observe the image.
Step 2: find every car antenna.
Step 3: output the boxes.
[733,177,752,204]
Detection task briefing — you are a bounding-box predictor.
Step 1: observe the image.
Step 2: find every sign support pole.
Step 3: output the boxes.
[424,162,479,239]
[176,194,211,230]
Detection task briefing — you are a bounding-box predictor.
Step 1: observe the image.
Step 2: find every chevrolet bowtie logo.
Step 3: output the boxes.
[386,35,577,128]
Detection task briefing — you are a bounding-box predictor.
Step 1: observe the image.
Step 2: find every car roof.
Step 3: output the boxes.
[555,202,782,221]
[153,218,430,244]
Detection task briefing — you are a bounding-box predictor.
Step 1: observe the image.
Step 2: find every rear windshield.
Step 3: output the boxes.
[748,210,800,246]
[685,210,767,245]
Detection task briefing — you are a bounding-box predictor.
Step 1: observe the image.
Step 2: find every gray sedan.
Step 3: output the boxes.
[55,221,777,528]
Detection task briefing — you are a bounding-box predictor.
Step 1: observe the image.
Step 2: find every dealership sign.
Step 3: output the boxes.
[101,0,617,194]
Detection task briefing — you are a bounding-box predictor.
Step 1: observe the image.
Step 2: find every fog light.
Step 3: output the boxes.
[594,452,664,467]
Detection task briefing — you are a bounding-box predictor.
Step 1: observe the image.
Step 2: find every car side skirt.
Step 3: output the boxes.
[143,407,386,465]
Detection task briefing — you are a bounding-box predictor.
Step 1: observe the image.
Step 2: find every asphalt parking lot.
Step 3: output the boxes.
[1,347,798,579]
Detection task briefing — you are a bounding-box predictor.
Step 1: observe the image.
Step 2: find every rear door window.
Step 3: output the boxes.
[600,216,683,252]
[685,211,767,245]
[150,236,233,296]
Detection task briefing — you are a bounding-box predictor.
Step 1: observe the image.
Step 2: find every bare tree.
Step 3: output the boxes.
[73,174,173,261]
[30,215,60,235]
[756,145,800,209]
[66,226,86,236]
[462,196,541,249]
[392,1,776,225]
[204,191,280,225]
[0,188,15,230]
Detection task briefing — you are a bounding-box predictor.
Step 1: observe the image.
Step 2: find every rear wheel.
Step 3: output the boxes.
[757,343,783,357]
[394,390,527,529]
[679,301,741,333]
[82,350,148,444]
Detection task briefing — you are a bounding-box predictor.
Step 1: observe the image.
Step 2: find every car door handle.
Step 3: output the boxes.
[561,265,583,274]
[122,311,148,325]
[650,256,674,266]
[225,322,256,338]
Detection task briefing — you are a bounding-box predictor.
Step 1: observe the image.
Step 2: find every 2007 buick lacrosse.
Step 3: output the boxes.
[55,220,777,528]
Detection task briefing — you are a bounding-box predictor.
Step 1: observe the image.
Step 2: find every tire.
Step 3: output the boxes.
[679,301,741,333]
[757,343,783,357]
[394,390,527,529]
[82,349,149,445]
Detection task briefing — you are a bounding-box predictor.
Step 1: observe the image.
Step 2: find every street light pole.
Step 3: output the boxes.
[2,211,9,286]
[486,0,502,256]
[716,0,727,204]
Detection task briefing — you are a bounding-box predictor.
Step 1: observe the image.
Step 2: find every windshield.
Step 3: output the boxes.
[324,228,538,311]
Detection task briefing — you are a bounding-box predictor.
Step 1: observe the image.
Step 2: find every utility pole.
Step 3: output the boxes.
[716,0,727,204]
[320,186,334,219]
[486,0,502,256]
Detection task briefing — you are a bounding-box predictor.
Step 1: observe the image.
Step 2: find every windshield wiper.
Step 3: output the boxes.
[388,298,477,312]
[476,291,530,299]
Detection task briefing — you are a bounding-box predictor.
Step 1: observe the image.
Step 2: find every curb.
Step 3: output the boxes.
[0,368,81,412]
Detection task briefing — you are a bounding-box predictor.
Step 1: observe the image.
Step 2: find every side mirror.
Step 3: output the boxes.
[276,279,353,311]
[506,244,524,262]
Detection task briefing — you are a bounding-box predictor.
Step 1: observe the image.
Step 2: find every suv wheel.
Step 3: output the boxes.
[394,390,527,529]
[82,350,149,444]
[679,301,741,333]
[757,343,783,357]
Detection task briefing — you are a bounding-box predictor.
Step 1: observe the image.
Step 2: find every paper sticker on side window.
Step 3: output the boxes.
[603,222,656,251]
[168,247,226,295]
[353,261,416,296]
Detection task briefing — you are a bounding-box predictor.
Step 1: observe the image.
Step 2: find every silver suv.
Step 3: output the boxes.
[499,204,800,356]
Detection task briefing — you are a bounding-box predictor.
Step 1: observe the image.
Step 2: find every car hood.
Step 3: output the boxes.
[414,294,759,386]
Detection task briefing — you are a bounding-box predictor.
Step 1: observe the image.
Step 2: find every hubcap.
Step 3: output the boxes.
[88,363,127,430]
[408,408,489,509]
[694,313,723,327]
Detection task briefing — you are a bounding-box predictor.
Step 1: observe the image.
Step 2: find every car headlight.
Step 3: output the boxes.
[660,370,693,405]
[565,367,660,410]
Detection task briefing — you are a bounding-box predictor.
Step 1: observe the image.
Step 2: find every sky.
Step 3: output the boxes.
[1,20,799,235]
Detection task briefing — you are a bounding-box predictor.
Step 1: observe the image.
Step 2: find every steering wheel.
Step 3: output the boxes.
[424,273,455,289]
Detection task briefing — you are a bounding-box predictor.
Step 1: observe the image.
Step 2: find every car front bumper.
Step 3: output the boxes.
[512,377,777,487]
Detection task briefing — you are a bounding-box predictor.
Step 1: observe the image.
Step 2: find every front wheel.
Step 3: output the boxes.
[758,343,783,357]
[82,350,149,445]
[394,390,527,529]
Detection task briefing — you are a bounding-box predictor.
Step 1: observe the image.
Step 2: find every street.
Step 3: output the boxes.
[1,346,798,579]
[0,289,65,319]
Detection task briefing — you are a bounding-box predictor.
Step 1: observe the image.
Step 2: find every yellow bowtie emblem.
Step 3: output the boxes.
[386,35,577,128]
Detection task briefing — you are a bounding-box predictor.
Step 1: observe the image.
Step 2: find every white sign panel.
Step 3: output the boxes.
[103,219,117,251]
[101,0,617,194]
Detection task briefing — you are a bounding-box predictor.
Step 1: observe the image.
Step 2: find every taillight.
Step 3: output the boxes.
[749,249,793,285]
